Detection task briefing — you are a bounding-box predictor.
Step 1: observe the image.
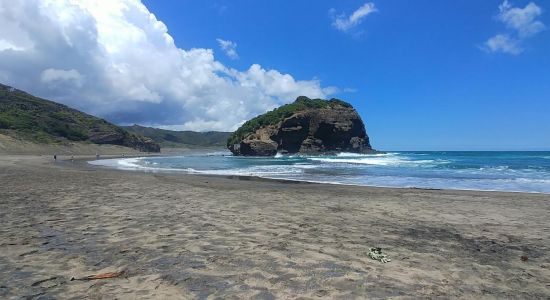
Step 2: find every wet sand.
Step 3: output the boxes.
[0,155,549,299]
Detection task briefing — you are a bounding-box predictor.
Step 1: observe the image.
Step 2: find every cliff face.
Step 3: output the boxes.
[228,97,373,156]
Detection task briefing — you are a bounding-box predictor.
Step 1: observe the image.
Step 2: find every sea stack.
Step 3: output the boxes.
[227,96,374,156]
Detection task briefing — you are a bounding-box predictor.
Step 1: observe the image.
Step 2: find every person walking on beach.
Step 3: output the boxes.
[53,154,57,162]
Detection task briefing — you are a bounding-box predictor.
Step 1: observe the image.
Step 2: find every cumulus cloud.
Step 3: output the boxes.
[483,1,545,55]
[216,38,238,59]
[331,2,377,32]
[0,0,335,131]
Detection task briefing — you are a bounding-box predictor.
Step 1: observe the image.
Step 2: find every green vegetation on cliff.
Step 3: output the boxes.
[227,96,352,146]
[0,83,159,152]
[123,125,230,148]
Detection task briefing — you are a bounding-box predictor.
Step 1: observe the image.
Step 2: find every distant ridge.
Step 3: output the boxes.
[0,83,160,152]
[123,124,231,148]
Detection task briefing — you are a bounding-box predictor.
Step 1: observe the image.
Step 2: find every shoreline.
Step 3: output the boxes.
[84,154,550,196]
[1,154,549,298]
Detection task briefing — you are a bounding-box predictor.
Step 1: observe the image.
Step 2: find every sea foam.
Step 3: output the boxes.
[89,151,550,193]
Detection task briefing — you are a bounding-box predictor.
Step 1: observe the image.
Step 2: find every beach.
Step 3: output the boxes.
[1,154,549,299]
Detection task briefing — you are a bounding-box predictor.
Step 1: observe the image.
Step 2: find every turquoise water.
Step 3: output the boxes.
[90,151,550,193]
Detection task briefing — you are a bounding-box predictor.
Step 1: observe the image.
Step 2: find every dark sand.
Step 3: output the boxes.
[0,155,549,299]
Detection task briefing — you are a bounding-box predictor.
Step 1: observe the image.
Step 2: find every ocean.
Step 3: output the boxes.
[90,151,550,194]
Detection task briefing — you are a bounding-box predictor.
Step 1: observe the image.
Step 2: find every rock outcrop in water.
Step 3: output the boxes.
[227,96,374,156]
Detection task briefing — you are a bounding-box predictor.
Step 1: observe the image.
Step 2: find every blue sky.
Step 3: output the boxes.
[0,1,548,150]
[141,0,550,150]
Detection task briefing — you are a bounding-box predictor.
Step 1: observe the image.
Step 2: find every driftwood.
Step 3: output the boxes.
[71,271,125,281]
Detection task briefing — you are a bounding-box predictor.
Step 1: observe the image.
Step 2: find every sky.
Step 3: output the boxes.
[0,0,549,150]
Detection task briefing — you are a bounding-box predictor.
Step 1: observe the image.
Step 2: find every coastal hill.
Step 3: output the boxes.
[123,125,230,149]
[0,83,160,153]
[227,96,373,156]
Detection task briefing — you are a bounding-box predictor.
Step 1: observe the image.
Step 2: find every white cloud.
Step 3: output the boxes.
[0,39,25,51]
[331,2,377,32]
[484,34,523,54]
[498,0,545,37]
[483,1,545,55]
[232,64,329,100]
[41,68,84,88]
[0,0,335,131]
[216,38,238,59]
[41,68,82,82]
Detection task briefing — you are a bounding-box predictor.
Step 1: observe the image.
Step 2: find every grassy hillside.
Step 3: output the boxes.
[227,96,352,146]
[0,83,160,152]
[123,124,230,148]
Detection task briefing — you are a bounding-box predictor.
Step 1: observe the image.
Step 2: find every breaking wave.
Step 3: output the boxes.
[89,151,550,194]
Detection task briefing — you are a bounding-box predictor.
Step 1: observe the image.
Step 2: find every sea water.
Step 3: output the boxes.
[90,151,550,193]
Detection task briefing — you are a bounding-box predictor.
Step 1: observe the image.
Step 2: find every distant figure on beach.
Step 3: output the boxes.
[53,154,57,161]
[96,153,99,159]
[71,155,74,162]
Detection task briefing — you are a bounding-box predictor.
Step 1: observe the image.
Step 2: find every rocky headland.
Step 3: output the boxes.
[227,96,374,156]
